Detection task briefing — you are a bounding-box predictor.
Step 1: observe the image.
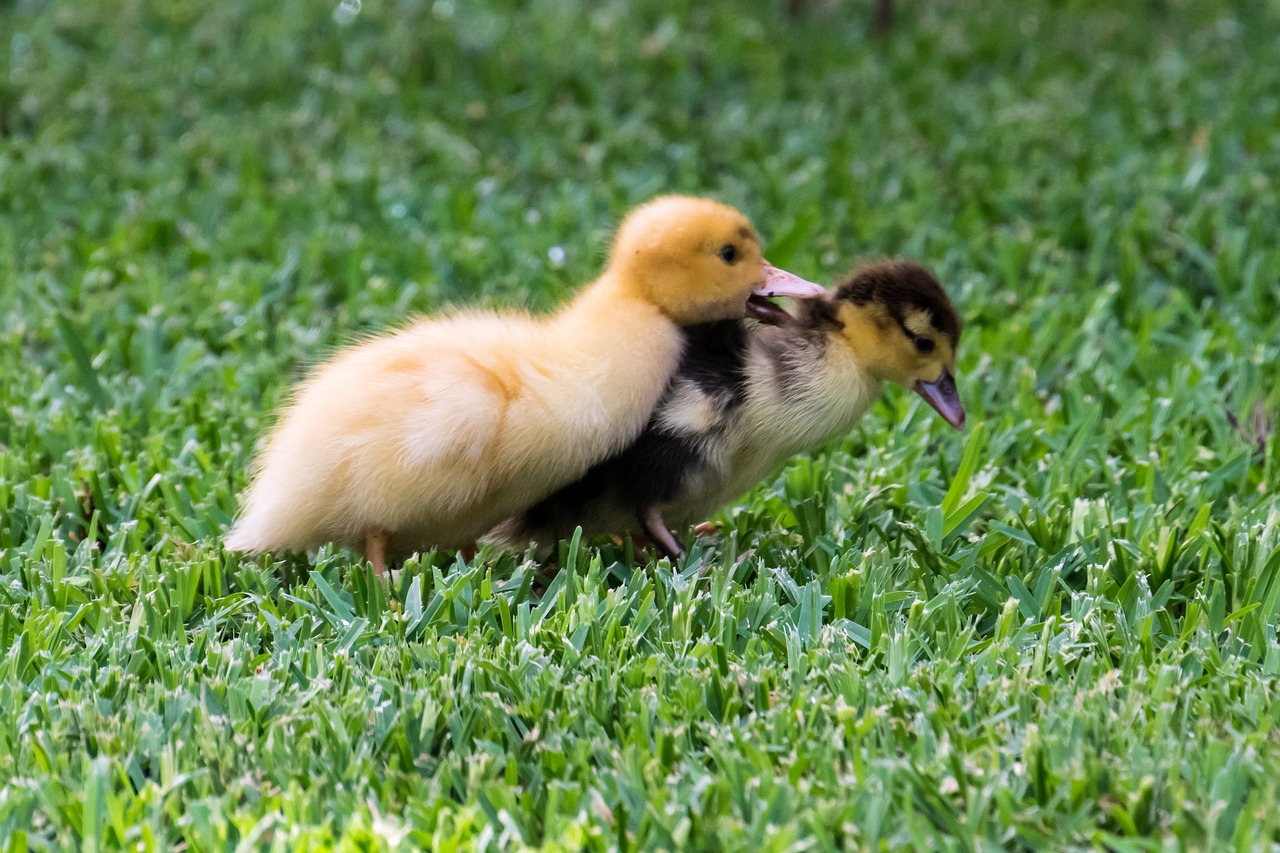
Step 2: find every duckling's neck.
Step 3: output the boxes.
[568,272,657,315]
[557,275,675,344]
[796,328,882,440]
[744,322,882,454]
[544,273,685,437]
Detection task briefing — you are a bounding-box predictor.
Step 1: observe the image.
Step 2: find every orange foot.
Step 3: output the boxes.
[692,521,719,537]
[365,527,391,578]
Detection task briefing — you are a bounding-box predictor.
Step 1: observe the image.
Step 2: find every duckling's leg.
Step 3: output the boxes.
[692,521,719,537]
[365,527,390,578]
[639,506,685,562]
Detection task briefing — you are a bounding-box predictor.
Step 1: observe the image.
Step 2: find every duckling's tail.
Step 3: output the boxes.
[222,485,314,554]
[222,508,272,554]
[484,501,594,554]
[483,514,539,552]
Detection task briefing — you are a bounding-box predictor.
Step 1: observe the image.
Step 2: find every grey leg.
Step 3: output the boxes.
[639,505,685,563]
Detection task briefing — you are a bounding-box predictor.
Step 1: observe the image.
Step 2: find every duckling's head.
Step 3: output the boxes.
[607,196,824,325]
[815,261,965,429]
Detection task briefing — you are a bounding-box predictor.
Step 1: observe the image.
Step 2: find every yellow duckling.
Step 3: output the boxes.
[224,196,823,574]
[489,261,964,559]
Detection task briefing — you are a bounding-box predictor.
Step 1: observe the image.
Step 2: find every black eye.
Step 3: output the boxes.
[913,336,935,354]
[718,244,738,265]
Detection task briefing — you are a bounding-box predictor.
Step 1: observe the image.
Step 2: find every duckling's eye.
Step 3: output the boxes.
[717,244,738,265]
[913,335,935,354]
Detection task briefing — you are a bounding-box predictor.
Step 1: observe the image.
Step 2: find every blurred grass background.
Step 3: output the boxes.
[1,0,1279,848]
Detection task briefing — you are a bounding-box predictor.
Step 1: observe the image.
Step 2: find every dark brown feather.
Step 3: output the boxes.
[831,262,962,344]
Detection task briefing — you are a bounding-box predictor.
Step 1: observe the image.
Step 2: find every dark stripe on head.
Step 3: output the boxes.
[832,261,961,344]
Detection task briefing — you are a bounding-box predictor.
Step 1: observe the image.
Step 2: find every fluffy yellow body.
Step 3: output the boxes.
[225,289,682,554]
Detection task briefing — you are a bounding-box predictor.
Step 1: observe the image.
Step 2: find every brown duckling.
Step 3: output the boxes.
[488,261,964,560]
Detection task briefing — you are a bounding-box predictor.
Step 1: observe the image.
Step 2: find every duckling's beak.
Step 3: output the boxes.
[748,261,825,322]
[914,368,965,429]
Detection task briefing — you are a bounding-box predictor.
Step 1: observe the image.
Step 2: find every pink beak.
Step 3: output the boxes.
[754,262,826,299]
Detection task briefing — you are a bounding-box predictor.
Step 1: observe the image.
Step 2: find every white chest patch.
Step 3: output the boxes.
[656,382,725,435]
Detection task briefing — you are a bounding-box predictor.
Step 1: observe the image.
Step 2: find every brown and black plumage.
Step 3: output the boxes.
[487,260,965,560]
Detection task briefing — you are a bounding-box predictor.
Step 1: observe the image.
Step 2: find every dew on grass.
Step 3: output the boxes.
[334,0,361,26]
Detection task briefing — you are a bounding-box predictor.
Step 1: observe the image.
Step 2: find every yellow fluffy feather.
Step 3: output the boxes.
[224,195,822,573]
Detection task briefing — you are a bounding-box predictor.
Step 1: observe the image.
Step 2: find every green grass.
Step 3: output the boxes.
[2,0,1280,848]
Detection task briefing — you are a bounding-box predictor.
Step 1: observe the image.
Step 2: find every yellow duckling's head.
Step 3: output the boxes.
[607,196,824,325]
[820,262,966,429]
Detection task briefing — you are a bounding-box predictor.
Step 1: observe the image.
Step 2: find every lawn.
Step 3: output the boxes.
[2,0,1279,848]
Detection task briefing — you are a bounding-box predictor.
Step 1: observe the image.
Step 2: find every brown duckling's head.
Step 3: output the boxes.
[606,196,824,325]
[803,261,965,429]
